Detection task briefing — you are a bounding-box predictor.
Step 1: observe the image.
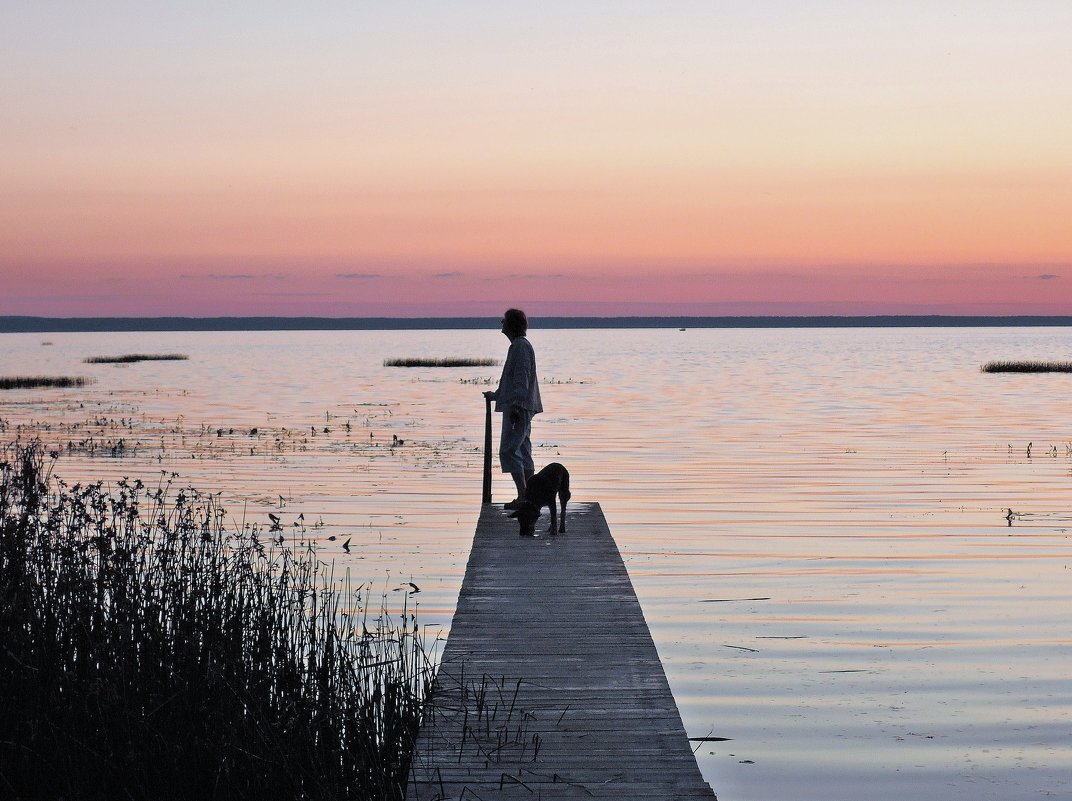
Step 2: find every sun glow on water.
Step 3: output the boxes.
[2,325,1070,800]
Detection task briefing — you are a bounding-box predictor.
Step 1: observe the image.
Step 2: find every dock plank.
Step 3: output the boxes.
[408,502,717,800]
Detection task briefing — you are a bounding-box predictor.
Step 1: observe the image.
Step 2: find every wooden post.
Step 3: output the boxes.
[482,395,493,504]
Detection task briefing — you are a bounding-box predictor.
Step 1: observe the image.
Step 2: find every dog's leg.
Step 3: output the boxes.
[558,474,570,533]
[548,502,557,535]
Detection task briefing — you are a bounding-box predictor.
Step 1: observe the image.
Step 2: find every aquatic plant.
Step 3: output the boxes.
[0,442,432,801]
[981,360,1072,373]
[384,357,499,367]
[0,375,88,390]
[84,353,190,363]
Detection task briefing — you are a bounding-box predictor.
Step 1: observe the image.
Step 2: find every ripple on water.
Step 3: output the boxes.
[2,326,1071,801]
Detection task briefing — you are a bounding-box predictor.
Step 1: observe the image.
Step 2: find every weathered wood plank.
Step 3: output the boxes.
[407,502,717,800]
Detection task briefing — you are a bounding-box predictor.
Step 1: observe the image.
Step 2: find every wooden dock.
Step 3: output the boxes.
[408,502,717,800]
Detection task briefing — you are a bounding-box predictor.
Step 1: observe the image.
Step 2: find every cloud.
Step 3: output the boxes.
[335,272,384,279]
[180,273,285,281]
[1035,273,1060,280]
[180,273,254,281]
[503,273,570,280]
[252,292,328,298]
[433,271,464,279]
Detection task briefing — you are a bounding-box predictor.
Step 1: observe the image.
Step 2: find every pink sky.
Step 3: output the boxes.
[2,4,1071,317]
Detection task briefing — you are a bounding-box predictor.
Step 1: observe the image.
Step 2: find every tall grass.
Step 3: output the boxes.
[384,357,498,368]
[0,376,88,390]
[0,442,431,800]
[84,353,189,363]
[981,360,1072,373]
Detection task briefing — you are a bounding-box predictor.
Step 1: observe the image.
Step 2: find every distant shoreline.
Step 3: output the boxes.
[3,315,1072,333]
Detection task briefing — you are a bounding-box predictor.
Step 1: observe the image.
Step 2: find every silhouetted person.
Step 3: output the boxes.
[484,309,543,508]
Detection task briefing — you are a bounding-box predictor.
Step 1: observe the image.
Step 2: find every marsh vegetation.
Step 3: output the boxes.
[384,357,498,368]
[0,442,432,800]
[981,360,1072,373]
[0,375,89,390]
[84,353,190,363]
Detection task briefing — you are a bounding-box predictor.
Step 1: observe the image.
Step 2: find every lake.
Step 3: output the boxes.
[2,325,1070,801]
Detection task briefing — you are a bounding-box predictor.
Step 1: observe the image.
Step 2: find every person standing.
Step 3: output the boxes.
[484,308,543,508]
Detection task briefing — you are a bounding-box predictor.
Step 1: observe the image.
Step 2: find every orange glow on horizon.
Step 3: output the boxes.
[2,4,1071,316]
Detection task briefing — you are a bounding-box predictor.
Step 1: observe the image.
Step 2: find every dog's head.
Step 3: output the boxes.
[507,501,540,536]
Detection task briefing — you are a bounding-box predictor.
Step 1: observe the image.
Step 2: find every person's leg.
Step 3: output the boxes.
[521,416,535,483]
[510,470,526,497]
[516,413,535,499]
[499,411,528,504]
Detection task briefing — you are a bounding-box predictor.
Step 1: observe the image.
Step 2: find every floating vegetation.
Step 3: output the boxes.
[419,673,542,766]
[84,353,189,363]
[0,375,89,390]
[981,360,1072,373]
[385,357,499,368]
[0,442,432,801]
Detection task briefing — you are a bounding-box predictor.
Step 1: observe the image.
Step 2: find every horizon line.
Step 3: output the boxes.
[5,314,1072,333]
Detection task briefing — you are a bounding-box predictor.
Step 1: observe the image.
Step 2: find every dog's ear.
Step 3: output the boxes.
[507,510,520,518]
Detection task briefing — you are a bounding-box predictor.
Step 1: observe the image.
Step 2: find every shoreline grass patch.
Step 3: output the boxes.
[0,375,89,390]
[0,442,432,800]
[981,360,1072,373]
[385,357,499,368]
[84,353,189,364]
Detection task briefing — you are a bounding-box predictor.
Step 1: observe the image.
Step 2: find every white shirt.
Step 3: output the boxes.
[493,336,543,414]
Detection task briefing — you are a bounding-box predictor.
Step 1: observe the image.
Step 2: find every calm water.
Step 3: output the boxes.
[2,326,1070,801]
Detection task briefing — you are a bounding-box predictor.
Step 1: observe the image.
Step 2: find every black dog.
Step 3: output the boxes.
[508,462,571,537]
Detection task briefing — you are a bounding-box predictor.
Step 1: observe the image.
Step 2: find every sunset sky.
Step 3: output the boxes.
[3,2,1071,317]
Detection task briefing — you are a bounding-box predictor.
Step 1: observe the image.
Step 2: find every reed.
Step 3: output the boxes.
[0,375,88,389]
[84,353,189,363]
[0,442,432,800]
[384,357,499,368]
[981,360,1072,373]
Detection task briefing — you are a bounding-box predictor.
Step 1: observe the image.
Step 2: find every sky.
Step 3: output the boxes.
[2,1,1071,317]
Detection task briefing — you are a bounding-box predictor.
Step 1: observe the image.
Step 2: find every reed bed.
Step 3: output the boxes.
[0,442,431,800]
[84,353,189,363]
[384,357,499,368]
[981,360,1072,373]
[0,375,88,390]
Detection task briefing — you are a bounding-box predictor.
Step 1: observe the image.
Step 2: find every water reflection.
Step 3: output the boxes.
[2,326,1070,800]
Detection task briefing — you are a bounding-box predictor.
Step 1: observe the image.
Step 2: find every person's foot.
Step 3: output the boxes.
[504,498,524,510]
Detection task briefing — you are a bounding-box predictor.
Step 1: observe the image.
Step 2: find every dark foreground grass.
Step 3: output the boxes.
[981,360,1072,373]
[384,357,499,368]
[0,442,431,801]
[84,353,189,363]
[0,375,88,390]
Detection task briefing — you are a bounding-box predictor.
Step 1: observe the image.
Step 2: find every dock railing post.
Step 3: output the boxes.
[482,395,493,504]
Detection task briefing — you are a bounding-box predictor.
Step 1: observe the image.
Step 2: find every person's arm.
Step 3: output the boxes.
[508,341,534,413]
[484,341,515,403]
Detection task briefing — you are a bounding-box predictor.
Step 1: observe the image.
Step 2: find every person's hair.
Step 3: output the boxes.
[502,308,528,337]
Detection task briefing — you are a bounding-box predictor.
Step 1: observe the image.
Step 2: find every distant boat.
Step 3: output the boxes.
[679,327,686,331]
